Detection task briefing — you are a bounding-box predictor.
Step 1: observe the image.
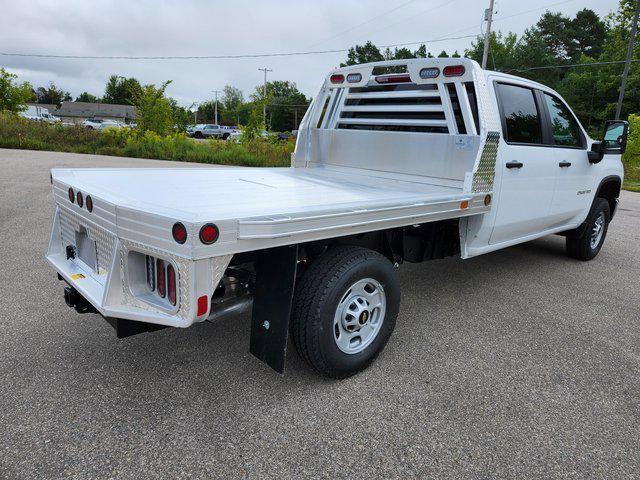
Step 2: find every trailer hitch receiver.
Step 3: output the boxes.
[63,286,97,314]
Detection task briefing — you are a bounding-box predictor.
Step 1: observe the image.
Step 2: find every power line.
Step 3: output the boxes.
[350,0,458,46]
[307,0,420,49]
[432,0,577,40]
[505,59,640,73]
[0,35,477,61]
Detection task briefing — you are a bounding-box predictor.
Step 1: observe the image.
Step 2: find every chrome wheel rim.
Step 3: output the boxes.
[333,278,386,355]
[590,212,605,249]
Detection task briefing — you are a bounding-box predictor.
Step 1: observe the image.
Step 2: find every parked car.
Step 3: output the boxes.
[82,118,123,130]
[19,105,60,123]
[46,58,627,379]
[188,124,237,140]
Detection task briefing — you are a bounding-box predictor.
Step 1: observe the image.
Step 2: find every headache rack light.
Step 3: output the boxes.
[443,65,466,77]
[375,73,412,84]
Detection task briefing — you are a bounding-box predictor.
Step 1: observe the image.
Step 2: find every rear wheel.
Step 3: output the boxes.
[566,197,610,261]
[291,246,400,378]
[193,131,203,139]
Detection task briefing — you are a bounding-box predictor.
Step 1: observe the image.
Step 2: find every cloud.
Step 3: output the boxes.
[0,0,619,105]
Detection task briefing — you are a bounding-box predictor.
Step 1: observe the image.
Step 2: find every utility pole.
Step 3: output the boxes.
[481,0,496,69]
[616,0,639,120]
[258,67,272,126]
[212,90,220,125]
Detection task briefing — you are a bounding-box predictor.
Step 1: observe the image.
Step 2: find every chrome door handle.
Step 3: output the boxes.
[559,161,572,168]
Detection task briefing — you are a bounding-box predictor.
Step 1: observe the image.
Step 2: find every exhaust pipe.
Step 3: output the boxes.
[63,286,97,314]
[207,295,252,322]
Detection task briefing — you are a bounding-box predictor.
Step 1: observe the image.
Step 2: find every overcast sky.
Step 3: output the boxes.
[1,0,621,106]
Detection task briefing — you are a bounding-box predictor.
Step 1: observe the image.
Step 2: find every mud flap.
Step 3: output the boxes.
[249,245,298,374]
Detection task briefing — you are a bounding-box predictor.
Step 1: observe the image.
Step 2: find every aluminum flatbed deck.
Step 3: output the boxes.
[52,166,490,256]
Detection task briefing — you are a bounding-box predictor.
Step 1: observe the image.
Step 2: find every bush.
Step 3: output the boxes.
[0,113,294,167]
[623,114,640,188]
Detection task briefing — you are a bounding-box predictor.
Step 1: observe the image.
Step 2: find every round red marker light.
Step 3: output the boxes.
[86,195,93,212]
[68,187,75,203]
[172,222,188,244]
[76,191,83,208]
[199,223,219,245]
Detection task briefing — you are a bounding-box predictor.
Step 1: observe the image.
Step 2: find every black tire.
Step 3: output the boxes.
[222,133,230,140]
[193,131,203,139]
[566,197,610,261]
[291,246,400,379]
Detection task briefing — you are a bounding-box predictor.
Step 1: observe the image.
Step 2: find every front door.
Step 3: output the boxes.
[541,92,592,227]
[490,82,558,245]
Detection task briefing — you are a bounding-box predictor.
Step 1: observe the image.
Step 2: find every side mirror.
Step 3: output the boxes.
[602,120,629,155]
[588,141,604,164]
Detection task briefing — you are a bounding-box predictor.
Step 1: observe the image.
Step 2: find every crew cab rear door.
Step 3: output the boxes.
[490,81,558,245]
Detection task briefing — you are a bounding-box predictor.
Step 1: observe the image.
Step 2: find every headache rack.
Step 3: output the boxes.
[314,63,480,136]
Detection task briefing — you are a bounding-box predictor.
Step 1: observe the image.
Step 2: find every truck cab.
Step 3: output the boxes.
[46,58,627,378]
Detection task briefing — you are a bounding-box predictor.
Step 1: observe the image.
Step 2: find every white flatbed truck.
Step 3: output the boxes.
[46,58,628,378]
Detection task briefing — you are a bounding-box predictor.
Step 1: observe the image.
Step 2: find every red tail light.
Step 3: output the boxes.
[76,191,84,208]
[443,65,465,77]
[330,74,345,84]
[199,223,219,244]
[156,259,166,298]
[85,195,93,212]
[172,222,187,244]
[68,188,75,203]
[375,73,411,84]
[167,264,176,306]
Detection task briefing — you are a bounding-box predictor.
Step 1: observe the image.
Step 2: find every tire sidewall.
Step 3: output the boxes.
[586,199,610,259]
[316,256,400,376]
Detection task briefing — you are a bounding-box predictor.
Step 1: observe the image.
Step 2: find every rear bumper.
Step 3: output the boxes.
[46,205,232,328]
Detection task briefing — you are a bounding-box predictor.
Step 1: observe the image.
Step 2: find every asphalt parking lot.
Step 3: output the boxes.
[1,148,639,479]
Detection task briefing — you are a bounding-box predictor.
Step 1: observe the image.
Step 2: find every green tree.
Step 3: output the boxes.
[36,82,71,106]
[342,42,435,66]
[75,92,100,103]
[135,80,175,135]
[221,85,244,124]
[340,41,384,66]
[0,68,34,113]
[167,97,190,131]
[251,80,309,131]
[466,31,518,71]
[241,107,266,140]
[536,11,573,59]
[568,9,607,59]
[557,0,640,125]
[103,75,143,105]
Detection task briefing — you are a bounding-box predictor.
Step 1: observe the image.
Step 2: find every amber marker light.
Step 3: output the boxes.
[484,195,492,206]
[460,200,469,209]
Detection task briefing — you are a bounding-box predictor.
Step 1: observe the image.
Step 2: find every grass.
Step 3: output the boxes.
[1,112,639,187]
[0,113,294,167]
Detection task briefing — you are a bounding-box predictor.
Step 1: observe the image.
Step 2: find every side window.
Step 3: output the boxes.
[496,83,542,145]
[543,93,582,147]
